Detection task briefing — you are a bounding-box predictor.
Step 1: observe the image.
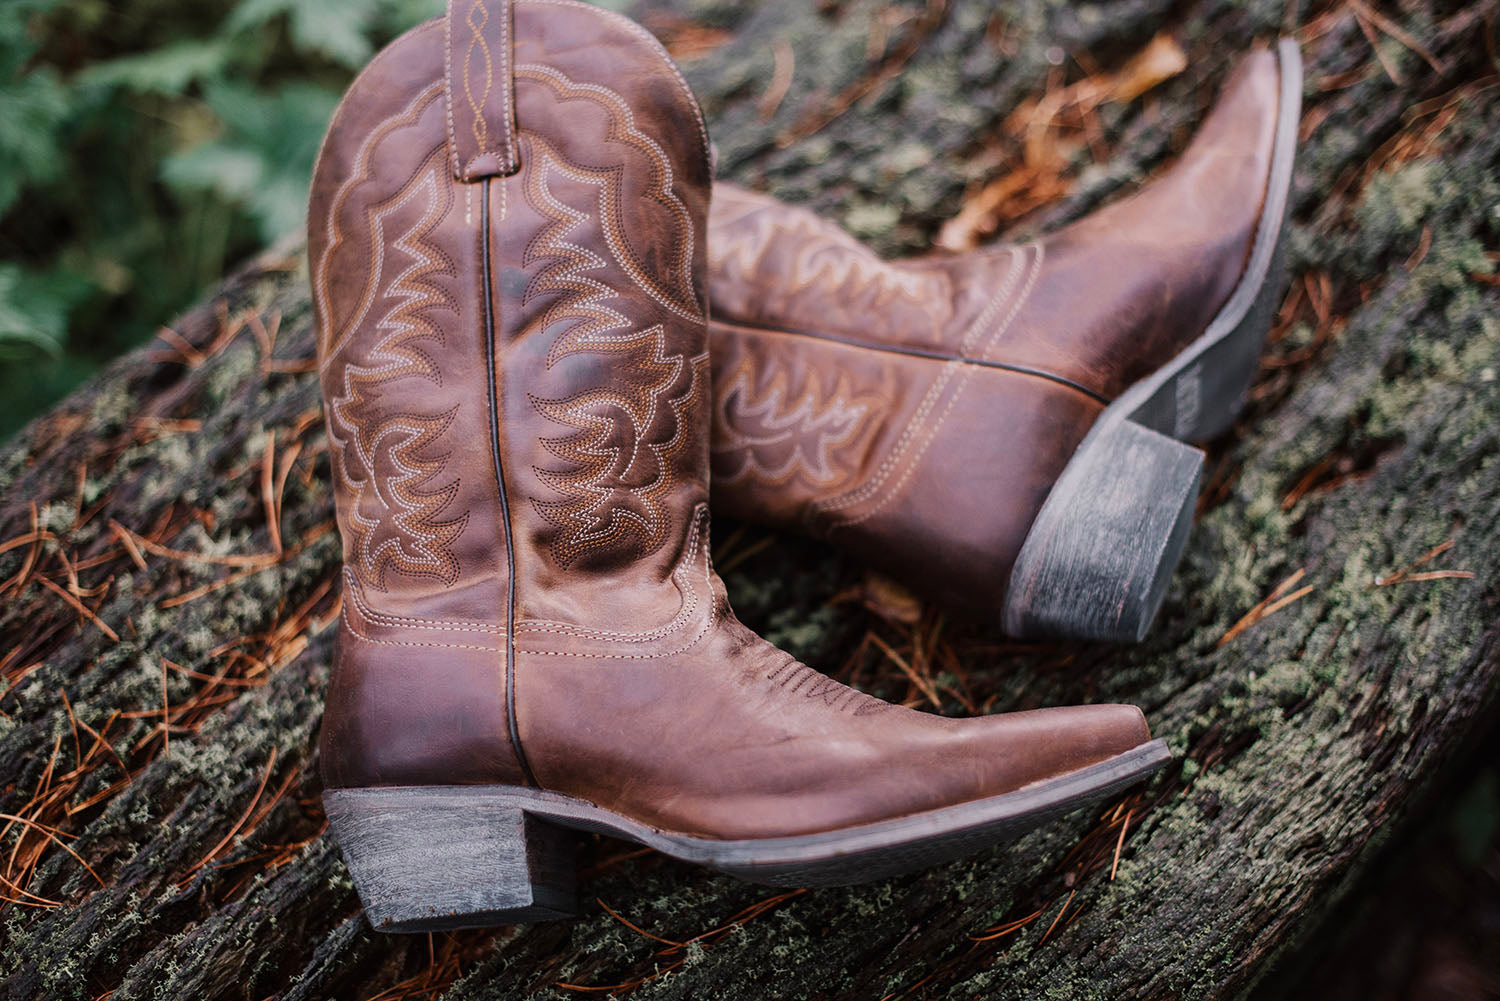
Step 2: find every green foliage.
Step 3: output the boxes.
[227,0,385,69]
[0,0,442,438]
[0,2,70,217]
[0,263,91,359]
[162,81,342,242]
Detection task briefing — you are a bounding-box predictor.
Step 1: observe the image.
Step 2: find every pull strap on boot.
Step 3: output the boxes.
[445,0,519,180]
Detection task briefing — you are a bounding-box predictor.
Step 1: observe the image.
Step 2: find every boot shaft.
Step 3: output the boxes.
[312,0,714,630]
[311,0,716,787]
[706,185,1097,613]
[703,49,1287,618]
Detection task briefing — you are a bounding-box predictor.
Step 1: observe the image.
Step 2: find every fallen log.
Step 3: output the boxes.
[2,0,1499,998]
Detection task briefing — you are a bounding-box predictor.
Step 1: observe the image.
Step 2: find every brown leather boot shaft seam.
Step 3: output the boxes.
[457,0,532,786]
[479,176,538,787]
[712,315,1111,405]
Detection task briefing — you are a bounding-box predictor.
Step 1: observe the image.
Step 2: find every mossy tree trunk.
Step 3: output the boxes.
[3,1,1499,999]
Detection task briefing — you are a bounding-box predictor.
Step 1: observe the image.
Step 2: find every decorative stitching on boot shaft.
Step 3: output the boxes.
[314,87,470,591]
[712,357,885,491]
[445,0,519,180]
[515,506,719,658]
[510,63,707,571]
[813,243,1044,530]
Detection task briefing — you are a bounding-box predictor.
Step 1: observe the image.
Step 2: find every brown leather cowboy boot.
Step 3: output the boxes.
[707,42,1301,642]
[310,0,1168,932]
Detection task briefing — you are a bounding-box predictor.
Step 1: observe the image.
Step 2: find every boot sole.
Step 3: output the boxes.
[325,738,1169,932]
[1003,38,1303,643]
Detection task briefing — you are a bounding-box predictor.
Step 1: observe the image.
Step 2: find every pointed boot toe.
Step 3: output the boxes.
[501,621,1168,889]
[964,703,1156,789]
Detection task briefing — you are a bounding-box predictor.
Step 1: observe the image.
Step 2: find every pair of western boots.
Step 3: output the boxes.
[309,0,1301,931]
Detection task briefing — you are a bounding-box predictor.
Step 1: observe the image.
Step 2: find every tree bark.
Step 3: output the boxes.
[3,1,1499,999]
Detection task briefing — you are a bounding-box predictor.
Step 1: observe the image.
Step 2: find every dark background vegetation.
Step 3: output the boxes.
[1,0,1497,997]
[0,0,455,438]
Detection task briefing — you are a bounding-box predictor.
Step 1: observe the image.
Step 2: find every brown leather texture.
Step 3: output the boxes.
[310,0,1153,840]
[707,50,1283,615]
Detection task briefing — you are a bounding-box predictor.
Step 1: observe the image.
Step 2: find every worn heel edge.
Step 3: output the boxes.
[325,786,579,933]
[1003,420,1203,642]
[1106,40,1302,446]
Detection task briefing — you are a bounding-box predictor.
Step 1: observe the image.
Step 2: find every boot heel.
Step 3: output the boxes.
[1003,419,1203,642]
[324,787,578,933]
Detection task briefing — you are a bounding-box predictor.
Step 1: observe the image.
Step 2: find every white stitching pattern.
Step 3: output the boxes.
[343,599,502,652]
[343,568,502,632]
[712,357,882,489]
[499,0,517,168]
[515,104,707,567]
[519,0,710,177]
[516,65,702,325]
[710,186,940,307]
[812,244,1044,528]
[444,2,460,178]
[340,508,714,649]
[514,505,708,642]
[323,151,470,587]
[514,506,719,657]
[529,340,708,566]
[446,0,520,180]
[316,82,447,364]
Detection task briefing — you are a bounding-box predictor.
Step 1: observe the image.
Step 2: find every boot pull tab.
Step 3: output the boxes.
[445,0,519,181]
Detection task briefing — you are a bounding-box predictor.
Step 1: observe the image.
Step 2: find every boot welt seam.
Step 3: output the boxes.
[343,568,504,633]
[342,601,502,652]
[513,505,710,643]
